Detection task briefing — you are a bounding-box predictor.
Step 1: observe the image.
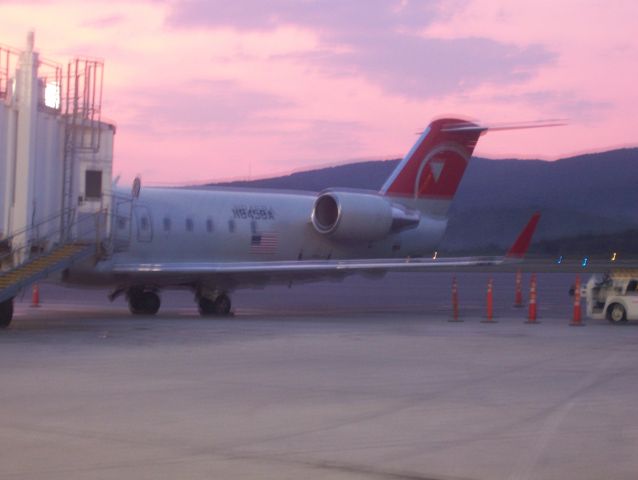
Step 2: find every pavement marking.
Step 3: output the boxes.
[507,352,620,480]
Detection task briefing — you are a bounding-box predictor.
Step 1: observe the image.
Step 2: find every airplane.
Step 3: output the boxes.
[1,118,541,323]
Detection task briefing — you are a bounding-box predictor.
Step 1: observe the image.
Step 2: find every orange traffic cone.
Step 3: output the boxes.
[481,278,497,323]
[449,276,462,322]
[31,284,40,308]
[514,269,523,307]
[570,275,585,326]
[526,274,538,323]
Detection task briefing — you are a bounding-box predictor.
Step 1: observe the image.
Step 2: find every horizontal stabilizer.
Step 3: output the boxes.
[443,119,566,133]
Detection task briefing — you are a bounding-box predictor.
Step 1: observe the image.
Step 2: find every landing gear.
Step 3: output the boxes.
[198,293,232,316]
[214,294,232,316]
[0,298,13,328]
[198,297,215,316]
[128,288,161,315]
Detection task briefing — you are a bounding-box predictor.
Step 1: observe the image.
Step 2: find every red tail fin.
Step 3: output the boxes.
[380,118,485,200]
[506,212,541,258]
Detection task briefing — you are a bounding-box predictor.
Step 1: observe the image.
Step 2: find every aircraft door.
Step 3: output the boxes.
[134,205,153,243]
[112,198,133,251]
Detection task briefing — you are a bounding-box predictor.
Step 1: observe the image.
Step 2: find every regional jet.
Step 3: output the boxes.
[59,118,539,316]
[0,118,540,325]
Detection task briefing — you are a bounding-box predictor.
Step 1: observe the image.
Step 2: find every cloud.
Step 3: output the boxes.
[120,79,293,136]
[166,0,554,99]
[273,117,368,157]
[167,0,451,34]
[489,90,612,123]
[83,14,125,29]
[282,36,551,99]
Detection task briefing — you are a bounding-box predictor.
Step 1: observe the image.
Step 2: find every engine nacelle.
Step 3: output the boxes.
[311,191,420,241]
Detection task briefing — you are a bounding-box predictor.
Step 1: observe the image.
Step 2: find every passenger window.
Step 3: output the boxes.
[206,218,214,233]
[228,219,235,233]
[186,218,194,232]
[163,217,171,232]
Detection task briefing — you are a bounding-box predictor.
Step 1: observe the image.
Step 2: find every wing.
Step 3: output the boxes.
[111,255,510,274]
[108,213,541,287]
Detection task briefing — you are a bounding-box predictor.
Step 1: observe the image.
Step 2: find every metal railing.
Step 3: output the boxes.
[0,208,109,270]
[0,188,137,273]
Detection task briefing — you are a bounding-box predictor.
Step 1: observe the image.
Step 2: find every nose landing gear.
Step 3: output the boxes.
[127,288,161,315]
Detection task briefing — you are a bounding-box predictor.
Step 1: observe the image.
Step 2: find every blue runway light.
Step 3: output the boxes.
[581,257,589,268]
[556,255,563,264]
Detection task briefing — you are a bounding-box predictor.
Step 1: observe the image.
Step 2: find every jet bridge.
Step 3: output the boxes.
[0,33,118,326]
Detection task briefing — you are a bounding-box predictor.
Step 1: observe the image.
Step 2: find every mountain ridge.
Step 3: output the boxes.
[209,147,638,252]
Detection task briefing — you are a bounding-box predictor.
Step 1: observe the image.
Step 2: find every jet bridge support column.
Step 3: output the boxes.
[3,33,39,264]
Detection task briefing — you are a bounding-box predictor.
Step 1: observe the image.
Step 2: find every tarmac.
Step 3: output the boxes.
[1,272,638,480]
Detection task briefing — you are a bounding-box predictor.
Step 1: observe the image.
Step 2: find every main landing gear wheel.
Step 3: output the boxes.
[607,303,627,324]
[198,294,232,316]
[214,294,232,316]
[0,298,13,328]
[198,297,216,316]
[128,289,161,315]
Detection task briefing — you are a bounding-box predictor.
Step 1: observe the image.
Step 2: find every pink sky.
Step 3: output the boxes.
[1,0,637,184]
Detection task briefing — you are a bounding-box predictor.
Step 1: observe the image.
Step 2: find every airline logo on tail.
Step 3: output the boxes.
[413,143,469,199]
[381,118,485,200]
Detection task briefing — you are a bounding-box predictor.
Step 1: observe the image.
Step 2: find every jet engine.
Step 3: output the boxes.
[311,191,420,241]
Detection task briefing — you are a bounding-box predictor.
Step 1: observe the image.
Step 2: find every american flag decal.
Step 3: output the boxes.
[250,232,278,254]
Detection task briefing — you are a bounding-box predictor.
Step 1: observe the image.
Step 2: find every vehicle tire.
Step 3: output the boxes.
[129,289,160,315]
[607,303,626,324]
[0,298,13,328]
[198,297,216,316]
[213,294,232,316]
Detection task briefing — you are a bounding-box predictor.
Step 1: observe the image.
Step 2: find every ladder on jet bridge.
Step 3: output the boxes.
[0,209,109,327]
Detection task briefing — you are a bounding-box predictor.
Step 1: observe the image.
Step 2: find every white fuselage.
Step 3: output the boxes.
[66,186,447,288]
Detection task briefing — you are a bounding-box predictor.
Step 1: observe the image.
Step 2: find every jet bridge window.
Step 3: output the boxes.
[186,218,194,232]
[206,218,214,233]
[85,170,102,199]
[163,217,171,232]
